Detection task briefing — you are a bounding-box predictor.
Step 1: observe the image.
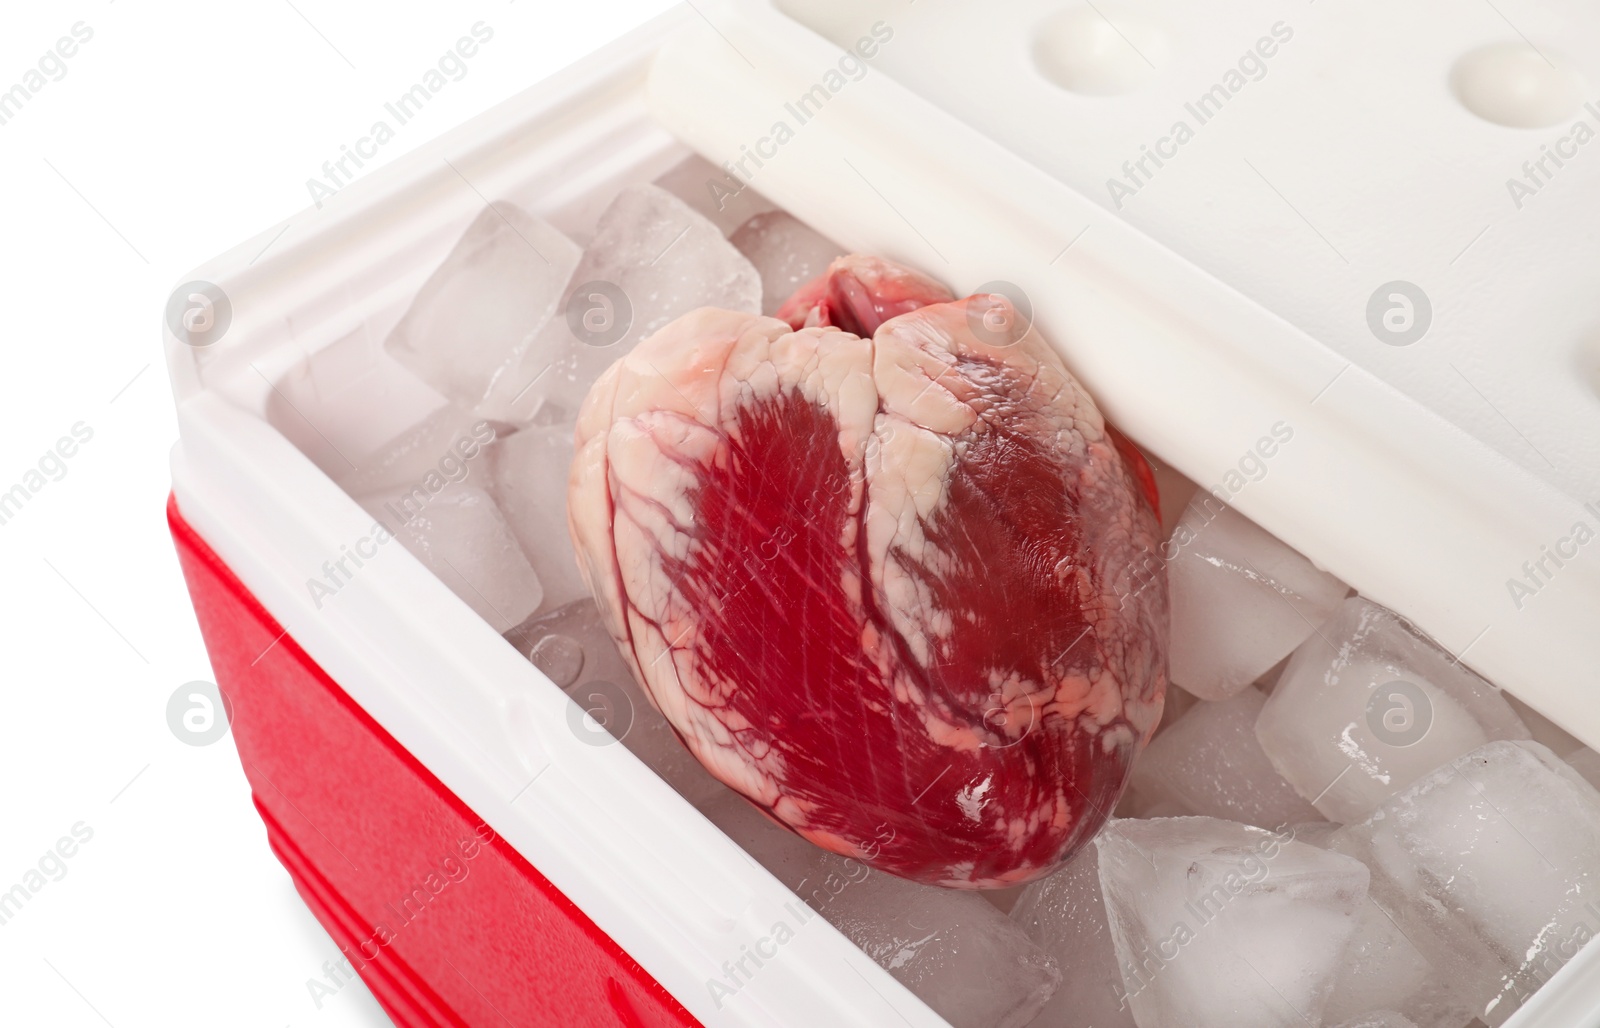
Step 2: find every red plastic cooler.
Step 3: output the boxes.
[166,3,1600,1025]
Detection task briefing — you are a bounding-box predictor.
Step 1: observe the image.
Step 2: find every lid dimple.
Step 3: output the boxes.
[1450,41,1587,128]
[530,633,586,688]
[1578,330,1600,403]
[1033,5,1168,97]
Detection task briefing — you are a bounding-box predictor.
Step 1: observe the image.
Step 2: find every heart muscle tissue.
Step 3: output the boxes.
[568,255,1167,887]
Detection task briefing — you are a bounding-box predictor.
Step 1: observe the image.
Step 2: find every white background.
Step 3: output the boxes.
[0,2,674,1024]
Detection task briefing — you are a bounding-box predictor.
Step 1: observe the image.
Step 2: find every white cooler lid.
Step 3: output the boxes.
[646,0,1600,750]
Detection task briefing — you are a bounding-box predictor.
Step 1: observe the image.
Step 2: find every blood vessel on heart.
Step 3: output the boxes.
[568,255,1168,888]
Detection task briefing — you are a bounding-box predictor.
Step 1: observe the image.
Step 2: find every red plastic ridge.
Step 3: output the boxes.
[167,493,702,1028]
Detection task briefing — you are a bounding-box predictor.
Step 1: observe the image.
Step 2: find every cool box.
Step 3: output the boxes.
[165,3,1600,1024]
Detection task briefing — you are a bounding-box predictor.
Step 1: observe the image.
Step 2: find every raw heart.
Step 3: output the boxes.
[568,256,1167,887]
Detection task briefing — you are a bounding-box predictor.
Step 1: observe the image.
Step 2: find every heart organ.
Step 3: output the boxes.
[568,256,1167,888]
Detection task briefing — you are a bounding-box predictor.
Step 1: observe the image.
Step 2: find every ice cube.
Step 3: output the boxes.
[487,423,590,611]
[979,884,1028,915]
[731,211,847,315]
[1315,848,1466,1028]
[1330,1014,1418,1028]
[1321,892,1437,1025]
[506,599,726,807]
[361,482,541,629]
[279,321,461,483]
[385,203,581,409]
[1096,816,1367,1028]
[1256,597,1531,822]
[1255,651,1294,693]
[1566,748,1600,791]
[485,184,762,425]
[1119,684,1201,814]
[1168,498,1349,700]
[1330,740,1600,1025]
[652,153,780,235]
[701,793,1061,1028]
[1010,844,1135,1027]
[1397,981,1482,1028]
[1117,793,1194,819]
[1285,821,1340,848]
[336,407,498,497]
[1129,688,1325,830]
[1153,681,1199,736]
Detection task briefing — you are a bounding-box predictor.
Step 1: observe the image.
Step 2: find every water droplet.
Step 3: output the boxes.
[530,634,585,688]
